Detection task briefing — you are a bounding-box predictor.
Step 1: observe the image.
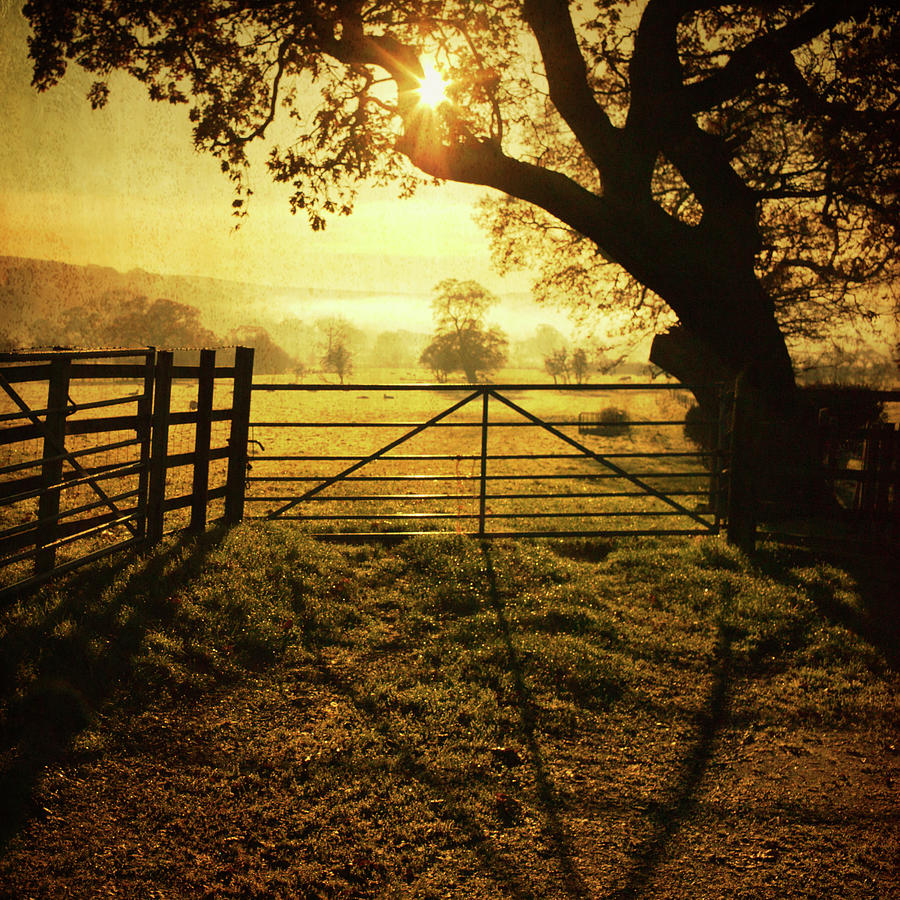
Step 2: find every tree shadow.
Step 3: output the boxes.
[305,647,550,900]
[0,527,229,852]
[755,543,900,670]
[479,542,592,899]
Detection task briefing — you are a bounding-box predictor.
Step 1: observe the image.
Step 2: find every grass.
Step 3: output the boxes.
[1,525,898,897]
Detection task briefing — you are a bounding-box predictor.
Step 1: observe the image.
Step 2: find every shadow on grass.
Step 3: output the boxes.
[480,543,592,900]
[756,543,900,671]
[300,538,735,898]
[306,647,554,899]
[0,526,229,852]
[610,625,733,900]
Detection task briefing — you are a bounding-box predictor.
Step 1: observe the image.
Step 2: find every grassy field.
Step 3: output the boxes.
[1,524,897,898]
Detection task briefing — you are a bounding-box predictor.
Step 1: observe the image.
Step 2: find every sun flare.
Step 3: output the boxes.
[417,61,449,108]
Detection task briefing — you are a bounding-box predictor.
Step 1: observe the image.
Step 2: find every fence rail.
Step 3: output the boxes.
[1,346,253,601]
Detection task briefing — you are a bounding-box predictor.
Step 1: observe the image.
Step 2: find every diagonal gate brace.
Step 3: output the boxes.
[267,389,483,519]
[489,389,715,531]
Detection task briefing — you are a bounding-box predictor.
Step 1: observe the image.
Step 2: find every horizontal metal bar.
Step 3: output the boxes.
[251,382,716,392]
[249,450,714,462]
[266,510,715,522]
[249,420,688,429]
[247,471,710,483]
[247,492,476,503]
[281,528,719,540]
[245,489,708,503]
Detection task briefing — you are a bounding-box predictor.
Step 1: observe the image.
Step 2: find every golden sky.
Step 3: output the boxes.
[0,5,532,297]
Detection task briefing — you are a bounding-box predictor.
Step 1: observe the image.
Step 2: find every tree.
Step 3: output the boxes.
[544,347,570,385]
[24,1,899,414]
[318,317,355,383]
[571,348,590,384]
[420,279,508,382]
[228,325,297,374]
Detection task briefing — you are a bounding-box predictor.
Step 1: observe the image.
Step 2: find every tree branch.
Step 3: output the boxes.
[521,0,619,177]
[686,0,874,112]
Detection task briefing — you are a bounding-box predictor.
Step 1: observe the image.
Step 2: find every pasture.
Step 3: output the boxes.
[0,524,897,898]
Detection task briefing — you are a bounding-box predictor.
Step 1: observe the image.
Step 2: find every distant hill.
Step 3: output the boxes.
[0,255,401,339]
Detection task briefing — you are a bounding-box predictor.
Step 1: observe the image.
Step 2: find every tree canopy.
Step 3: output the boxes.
[25,1,900,402]
[420,279,508,381]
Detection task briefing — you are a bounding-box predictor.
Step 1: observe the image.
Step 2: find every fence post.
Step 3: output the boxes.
[727,371,757,553]
[135,348,156,543]
[225,346,254,526]
[190,349,216,533]
[35,357,71,575]
[478,388,489,537]
[147,350,174,546]
[711,384,730,528]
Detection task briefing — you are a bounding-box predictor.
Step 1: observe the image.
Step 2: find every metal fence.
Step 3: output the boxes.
[245,381,726,539]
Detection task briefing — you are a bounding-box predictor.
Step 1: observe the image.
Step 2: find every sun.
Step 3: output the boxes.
[417,60,449,108]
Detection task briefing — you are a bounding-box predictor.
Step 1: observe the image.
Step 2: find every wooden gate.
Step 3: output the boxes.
[0,346,254,600]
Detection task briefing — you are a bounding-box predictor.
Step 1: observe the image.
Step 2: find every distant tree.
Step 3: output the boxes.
[372,329,426,369]
[319,317,355,384]
[322,342,353,383]
[276,316,320,368]
[571,348,590,384]
[419,332,456,382]
[544,347,570,385]
[513,323,569,368]
[124,297,218,348]
[420,280,508,382]
[228,326,297,374]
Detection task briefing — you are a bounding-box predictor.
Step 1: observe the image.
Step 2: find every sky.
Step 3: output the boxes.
[0,4,560,335]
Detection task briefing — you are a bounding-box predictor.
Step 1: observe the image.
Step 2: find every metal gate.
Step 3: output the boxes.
[245,382,725,539]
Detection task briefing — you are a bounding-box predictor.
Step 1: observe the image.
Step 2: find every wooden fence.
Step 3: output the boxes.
[728,376,900,553]
[0,347,253,600]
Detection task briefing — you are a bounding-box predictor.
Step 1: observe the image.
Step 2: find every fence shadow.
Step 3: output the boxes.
[0,526,229,852]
